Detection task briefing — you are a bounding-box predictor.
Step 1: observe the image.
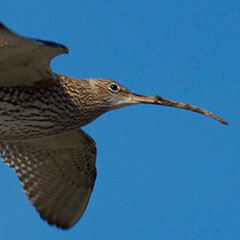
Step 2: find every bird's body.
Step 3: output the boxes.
[0,22,228,229]
[0,75,106,140]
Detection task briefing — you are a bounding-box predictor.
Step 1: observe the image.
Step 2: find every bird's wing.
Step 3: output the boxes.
[0,22,68,87]
[0,129,97,229]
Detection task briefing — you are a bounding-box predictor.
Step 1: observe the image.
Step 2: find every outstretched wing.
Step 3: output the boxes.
[0,129,97,229]
[0,22,68,87]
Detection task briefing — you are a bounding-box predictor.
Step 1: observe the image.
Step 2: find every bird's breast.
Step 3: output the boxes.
[0,83,100,140]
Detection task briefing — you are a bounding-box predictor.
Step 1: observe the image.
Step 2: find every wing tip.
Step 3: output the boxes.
[0,22,11,32]
[0,22,69,54]
[0,22,5,28]
[46,218,73,230]
[33,39,69,54]
[39,212,75,230]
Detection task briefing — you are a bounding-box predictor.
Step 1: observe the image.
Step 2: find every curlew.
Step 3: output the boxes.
[0,23,228,229]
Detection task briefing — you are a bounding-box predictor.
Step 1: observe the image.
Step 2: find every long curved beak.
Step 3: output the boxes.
[131,93,228,125]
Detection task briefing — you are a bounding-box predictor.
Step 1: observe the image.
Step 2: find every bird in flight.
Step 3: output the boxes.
[0,22,228,229]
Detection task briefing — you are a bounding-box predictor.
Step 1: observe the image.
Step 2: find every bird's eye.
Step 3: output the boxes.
[109,83,120,92]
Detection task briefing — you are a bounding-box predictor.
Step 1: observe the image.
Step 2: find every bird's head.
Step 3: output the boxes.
[88,78,137,110]
[88,78,228,125]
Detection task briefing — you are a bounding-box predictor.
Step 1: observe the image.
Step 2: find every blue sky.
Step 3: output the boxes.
[0,1,239,239]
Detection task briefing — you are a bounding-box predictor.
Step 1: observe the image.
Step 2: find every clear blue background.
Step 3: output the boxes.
[0,1,239,239]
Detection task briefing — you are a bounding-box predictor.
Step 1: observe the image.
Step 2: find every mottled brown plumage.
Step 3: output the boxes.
[0,23,228,229]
